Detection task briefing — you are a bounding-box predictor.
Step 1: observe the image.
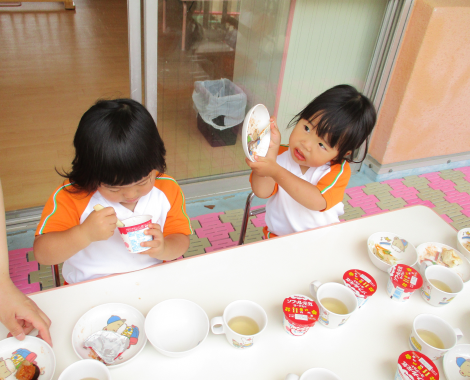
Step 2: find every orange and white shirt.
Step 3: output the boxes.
[36,174,192,284]
[264,146,350,236]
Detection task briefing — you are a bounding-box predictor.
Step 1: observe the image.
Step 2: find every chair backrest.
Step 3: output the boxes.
[238,192,266,245]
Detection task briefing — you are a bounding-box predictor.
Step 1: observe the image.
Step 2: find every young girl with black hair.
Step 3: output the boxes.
[34,99,192,284]
[247,84,376,237]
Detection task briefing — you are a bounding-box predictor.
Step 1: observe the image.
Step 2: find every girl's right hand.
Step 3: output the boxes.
[81,207,117,243]
[268,116,281,149]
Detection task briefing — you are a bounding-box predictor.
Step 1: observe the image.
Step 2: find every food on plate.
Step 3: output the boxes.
[463,241,470,251]
[441,247,462,268]
[247,117,269,157]
[83,330,129,365]
[373,243,398,265]
[15,361,40,380]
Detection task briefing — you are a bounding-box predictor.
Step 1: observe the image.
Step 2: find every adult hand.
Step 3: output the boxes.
[0,279,52,346]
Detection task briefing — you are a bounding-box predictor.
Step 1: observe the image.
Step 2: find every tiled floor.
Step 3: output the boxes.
[10,167,470,294]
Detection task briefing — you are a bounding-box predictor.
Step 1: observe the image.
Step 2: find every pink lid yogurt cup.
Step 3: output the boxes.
[118,215,153,253]
[387,264,423,302]
[283,294,319,336]
[342,269,377,308]
[395,351,439,380]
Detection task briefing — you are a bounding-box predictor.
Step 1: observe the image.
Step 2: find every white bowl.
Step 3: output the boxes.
[367,232,418,272]
[58,359,111,380]
[242,104,271,162]
[145,299,209,358]
[457,228,470,260]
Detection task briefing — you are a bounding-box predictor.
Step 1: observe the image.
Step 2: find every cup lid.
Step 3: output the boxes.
[390,264,423,292]
[343,269,377,298]
[397,351,439,380]
[283,294,319,326]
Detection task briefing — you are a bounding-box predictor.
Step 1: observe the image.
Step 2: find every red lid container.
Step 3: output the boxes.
[343,269,377,298]
[397,351,439,380]
[389,264,423,293]
[283,295,319,326]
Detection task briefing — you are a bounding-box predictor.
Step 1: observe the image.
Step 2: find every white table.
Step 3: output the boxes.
[2,206,468,379]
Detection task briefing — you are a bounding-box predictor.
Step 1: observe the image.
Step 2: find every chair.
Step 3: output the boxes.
[52,264,62,287]
[237,192,266,245]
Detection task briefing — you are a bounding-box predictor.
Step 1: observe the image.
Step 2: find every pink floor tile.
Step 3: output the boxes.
[439,214,453,224]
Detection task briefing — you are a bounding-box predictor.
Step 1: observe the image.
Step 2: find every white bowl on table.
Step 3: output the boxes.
[145,299,209,358]
[367,232,418,272]
[457,228,470,260]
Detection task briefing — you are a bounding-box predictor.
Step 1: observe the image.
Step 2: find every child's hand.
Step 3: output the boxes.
[246,154,280,179]
[81,207,118,243]
[268,117,282,149]
[141,223,165,259]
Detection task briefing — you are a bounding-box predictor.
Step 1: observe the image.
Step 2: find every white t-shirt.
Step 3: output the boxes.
[265,148,350,236]
[36,175,192,284]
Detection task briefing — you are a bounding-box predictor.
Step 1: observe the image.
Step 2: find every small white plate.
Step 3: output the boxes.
[367,232,418,272]
[0,336,55,380]
[443,344,470,379]
[72,303,147,367]
[457,228,470,260]
[242,104,271,162]
[416,242,470,283]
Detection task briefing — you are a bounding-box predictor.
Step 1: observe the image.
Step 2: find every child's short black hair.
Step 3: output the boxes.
[60,98,166,193]
[288,84,376,165]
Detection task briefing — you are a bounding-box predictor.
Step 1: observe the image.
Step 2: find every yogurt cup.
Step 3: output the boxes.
[387,264,423,302]
[118,215,153,253]
[395,351,439,380]
[283,294,319,336]
[343,269,377,308]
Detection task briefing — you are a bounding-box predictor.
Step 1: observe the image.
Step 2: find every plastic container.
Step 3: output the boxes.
[283,294,319,336]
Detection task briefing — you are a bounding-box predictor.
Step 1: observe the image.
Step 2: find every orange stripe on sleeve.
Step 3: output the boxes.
[316,161,351,211]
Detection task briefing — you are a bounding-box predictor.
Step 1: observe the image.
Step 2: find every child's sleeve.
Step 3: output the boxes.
[35,184,86,235]
[158,177,193,237]
[316,161,351,211]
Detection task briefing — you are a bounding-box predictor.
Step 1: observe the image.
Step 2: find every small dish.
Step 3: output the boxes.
[145,299,209,358]
[58,359,111,380]
[416,242,470,283]
[242,104,271,162]
[72,303,147,367]
[367,232,418,272]
[443,344,470,379]
[0,336,55,380]
[457,228,470,260]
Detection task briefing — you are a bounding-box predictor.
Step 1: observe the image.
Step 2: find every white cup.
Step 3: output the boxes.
[58,359,111,380]
[210,300,267,349]
[409,314,463,361]
[285,368,341,380]
[309,281,358,328]
[420,263,464,306]
[118,215,153,253]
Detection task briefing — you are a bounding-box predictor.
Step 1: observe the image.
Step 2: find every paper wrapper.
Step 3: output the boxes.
[83,330,129,364]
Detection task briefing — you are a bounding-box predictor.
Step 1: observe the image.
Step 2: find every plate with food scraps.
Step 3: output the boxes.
[242,104,271,162]
[72,303,147,367]
[0,336,55,380]
[416,242,470,283]
[457,228,470,260]
[367,232,418,272]
[443,344,470,380]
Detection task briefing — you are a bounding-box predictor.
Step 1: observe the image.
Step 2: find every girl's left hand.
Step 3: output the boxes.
[141,223,165,259]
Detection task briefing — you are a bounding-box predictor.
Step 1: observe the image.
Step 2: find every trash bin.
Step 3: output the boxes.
[192,78,247,147]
